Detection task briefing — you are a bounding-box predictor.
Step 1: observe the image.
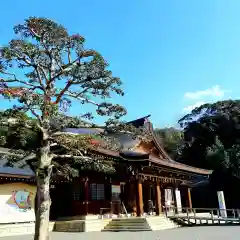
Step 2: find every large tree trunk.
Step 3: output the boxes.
[34,139,52,240]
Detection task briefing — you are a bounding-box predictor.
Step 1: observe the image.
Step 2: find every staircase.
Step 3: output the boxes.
[102,218,150,232]
[146,216,180,230]
[102,215,180,232]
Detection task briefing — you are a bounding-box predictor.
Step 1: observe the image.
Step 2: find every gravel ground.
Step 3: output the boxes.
[2,226,240,240]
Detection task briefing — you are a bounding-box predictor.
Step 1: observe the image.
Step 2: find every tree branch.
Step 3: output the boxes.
[28,27,54,83]
[14,52,32,66]
[11,45,48,90]
[49,50,97,84]
[67,47,71,63]
[54,80,72,104]
[0,72,44,91]
[48,59,79,85]
[34,66,46,91]
[53,75,99,105]
[24,102,42,123]
[52,154,91,160]
[64,90,99,106]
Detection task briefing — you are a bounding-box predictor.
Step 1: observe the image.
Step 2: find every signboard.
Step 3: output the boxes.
[111,185,121,201]
[112,185,121,193]
[217,191,227,218]
[165,189,172,204]
[165,188,173,212]
[175,189,182,212]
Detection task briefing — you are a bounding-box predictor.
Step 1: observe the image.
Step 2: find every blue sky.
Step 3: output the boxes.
[0,0,240,128]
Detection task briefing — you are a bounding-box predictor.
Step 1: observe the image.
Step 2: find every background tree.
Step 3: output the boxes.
[0,17,143,240]
[154,127,182,159]
[0,111,38,152]
[178,100,240,176]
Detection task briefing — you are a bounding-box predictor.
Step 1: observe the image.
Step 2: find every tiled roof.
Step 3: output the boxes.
[149,155,212,175]
[0,148,35,177]
[62,128,104,135]
[90,146,212,175]
[0,167,34,176]
[0,116,213,177]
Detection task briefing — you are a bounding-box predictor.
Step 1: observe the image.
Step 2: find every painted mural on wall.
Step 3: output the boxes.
[11,189,34,212]
[0,183,36,223]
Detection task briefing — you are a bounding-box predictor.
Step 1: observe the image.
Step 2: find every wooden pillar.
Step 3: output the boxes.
[128,182,137,216]
[84,178,89,215]
[136,180,144,216]
[187,188,193,209]
[161,185,165,209]
[155,182,162,215]
[146,182,151,201]
[173,187,178,213]
[109,180,113,213]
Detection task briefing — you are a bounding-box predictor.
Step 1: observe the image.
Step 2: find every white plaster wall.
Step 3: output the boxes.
[0,182,36,223]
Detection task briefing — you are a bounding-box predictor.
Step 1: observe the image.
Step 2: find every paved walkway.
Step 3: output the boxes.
[2,226,240,240]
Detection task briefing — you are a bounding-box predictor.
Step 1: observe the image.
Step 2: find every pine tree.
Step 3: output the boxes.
[0,17,146,240]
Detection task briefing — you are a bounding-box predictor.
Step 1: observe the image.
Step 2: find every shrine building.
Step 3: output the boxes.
[0,115,212,222]
[49,115,212,219]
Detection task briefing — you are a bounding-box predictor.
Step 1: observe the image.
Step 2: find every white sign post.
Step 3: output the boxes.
[165,189,173,213]
[217,191,227,218]
[175,189,182,213]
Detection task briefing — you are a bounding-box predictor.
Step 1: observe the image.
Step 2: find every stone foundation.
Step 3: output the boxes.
[54,218,111,232]
[0,222,55,237]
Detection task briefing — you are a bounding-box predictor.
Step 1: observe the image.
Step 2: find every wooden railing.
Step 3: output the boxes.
[100,201,129,217]
[163,206,240,225]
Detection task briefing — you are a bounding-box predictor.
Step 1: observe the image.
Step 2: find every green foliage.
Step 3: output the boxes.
[0,17,126,123]
[178,100,240,177]
[0,110,39,150]
[0,110,118,174]
[0,17,148,177]
[0,16,150,240]
[154,127,182,159]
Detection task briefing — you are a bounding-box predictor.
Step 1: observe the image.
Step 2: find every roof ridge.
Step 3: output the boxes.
[149,155,212,175]
[147,121,212,175]
[147,121,173,162]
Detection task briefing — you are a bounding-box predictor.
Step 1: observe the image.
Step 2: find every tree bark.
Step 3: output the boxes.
[34,139,52,240]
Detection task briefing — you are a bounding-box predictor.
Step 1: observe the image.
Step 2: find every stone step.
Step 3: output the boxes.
[102,229,151,232]
[105,225,149,228]
[111,219,147,223]
[103,218,150,232]
[104,224,150,228]
[109,222,147,225]
[146,216,180,231]
[104,226,149,230]
[103,216,180,232]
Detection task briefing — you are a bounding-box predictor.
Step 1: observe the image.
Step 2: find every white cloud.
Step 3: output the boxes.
[182,101,205,114]
[184,85,227,100]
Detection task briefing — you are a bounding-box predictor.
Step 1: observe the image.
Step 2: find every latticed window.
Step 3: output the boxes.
[72,184,84,201]
[90,183,105,200]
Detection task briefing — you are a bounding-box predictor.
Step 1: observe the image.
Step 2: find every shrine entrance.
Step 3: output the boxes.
[50,182,72,220]
[142,180,155,213]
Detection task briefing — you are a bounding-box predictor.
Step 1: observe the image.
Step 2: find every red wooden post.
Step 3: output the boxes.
[84,178,89,215]
[155,181,162,215]
[136,180,144,216]
[170,187,176,214]
[187,188,193,210]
